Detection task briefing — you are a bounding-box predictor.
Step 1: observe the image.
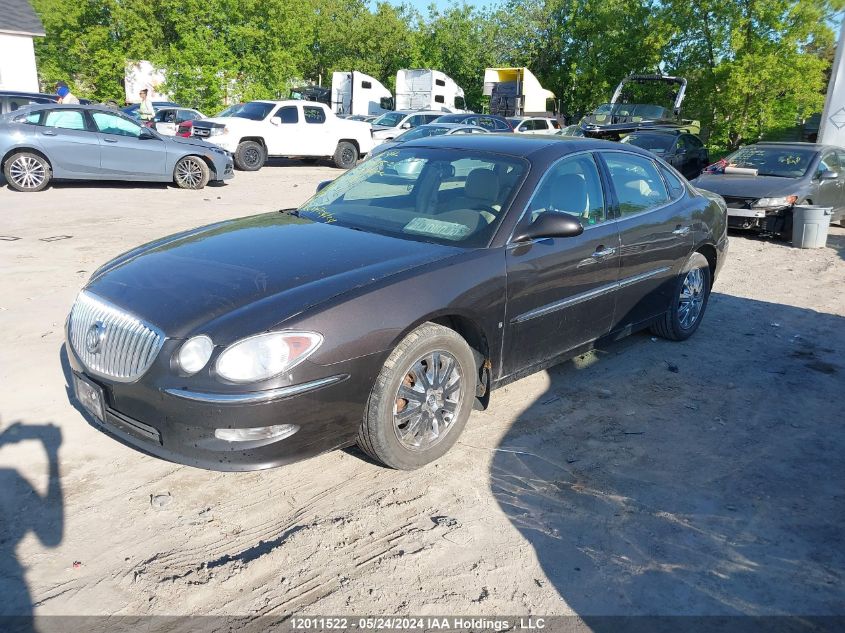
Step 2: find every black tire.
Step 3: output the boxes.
[3,151,52,192]
[650,251,711,341]
[173,156,210,190]
[234,140,265,171]
[358,323,477,470]
[333,141,358,169]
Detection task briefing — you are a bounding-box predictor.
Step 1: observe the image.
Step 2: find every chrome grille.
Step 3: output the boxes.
[68,291,164,382]
[193,127,211,137]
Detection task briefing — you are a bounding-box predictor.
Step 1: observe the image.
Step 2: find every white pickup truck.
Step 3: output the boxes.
[189,100,375,170]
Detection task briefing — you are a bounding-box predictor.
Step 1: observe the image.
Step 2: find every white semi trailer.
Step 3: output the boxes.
[395,69,467,112]
[331,71,392,117]
[483,67,557,118]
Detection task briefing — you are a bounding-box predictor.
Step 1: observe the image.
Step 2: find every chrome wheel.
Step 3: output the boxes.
[9,156,46,190]
[678,267,705,329]
[175,158,203,188]
[393,351,463,451]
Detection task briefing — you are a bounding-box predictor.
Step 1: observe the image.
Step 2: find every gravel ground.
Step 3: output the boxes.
[1,164,843,621]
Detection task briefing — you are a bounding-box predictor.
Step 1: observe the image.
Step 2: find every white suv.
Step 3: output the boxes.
[508,117,562,135]
[190,100,375,170]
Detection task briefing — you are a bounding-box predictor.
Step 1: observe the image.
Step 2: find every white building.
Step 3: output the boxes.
[0,0,45,93]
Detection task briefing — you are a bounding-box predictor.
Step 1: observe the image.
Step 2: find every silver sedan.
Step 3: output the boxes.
[0,104,233,192]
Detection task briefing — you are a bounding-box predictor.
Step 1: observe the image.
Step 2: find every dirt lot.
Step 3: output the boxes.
[1,164,844,622]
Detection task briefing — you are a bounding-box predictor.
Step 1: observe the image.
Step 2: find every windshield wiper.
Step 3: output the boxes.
[279,208,300,217]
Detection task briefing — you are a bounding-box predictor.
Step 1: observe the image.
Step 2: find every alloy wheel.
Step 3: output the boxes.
[678,267,705,329]
[9,156,46,190]
[393,351,463,451]
[176,159,203,188]
[244,147,261,167]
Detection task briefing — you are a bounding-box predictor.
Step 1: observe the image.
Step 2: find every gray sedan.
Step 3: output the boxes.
[0,104,233,192]
[691,142,845,233]
[369,123,488,159]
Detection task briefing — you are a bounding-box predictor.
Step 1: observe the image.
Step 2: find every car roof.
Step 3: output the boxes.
[1,90,58,100]
[9,103,134,116]
[417,122,484,129]
[400,133,643,158]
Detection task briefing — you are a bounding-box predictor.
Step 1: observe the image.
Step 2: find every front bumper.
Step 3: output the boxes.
[727,205,791,234]
[65,340,384,471]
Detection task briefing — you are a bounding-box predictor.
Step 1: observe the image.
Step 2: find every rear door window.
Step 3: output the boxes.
[45,110,87,130]
[275,106,299,124]
[603,152,670,216]
[303,106,325,124]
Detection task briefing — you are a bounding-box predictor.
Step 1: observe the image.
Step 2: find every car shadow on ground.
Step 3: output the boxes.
[490,292,844,620]
[0,420,64,629]
[0,174,229,192]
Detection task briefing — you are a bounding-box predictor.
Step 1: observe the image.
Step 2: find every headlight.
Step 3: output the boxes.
[209,127,228,136]
[216,331,322,383]
[176,335,214,374]
[753,195,797,208]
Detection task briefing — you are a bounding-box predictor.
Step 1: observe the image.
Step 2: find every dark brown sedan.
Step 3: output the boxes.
[65,135,728,471]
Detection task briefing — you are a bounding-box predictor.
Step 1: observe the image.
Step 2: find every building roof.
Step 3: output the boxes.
[0,0,46,37]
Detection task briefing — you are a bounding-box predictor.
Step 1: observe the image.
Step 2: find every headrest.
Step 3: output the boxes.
[465,168,498,203]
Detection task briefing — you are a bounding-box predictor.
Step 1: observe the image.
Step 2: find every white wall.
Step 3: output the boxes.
[0,33,39,93]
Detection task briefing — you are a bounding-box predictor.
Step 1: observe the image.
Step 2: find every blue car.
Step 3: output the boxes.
[1,104,233,192]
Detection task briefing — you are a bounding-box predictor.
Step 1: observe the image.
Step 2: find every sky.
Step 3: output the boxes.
[389,0,501,15]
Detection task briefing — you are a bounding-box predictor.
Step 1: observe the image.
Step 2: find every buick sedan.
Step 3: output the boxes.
[65,135,727,471]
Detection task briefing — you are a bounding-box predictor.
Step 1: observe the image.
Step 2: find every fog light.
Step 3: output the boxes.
[214,424,299,442]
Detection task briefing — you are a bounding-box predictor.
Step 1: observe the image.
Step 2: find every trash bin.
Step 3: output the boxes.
[791,205,832,248]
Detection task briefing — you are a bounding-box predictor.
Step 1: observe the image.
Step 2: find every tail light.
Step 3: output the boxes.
[177,121,194,137]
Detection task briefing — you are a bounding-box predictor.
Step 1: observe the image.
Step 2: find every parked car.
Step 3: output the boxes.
[189,100,375,170]
[371,110,443,142]
[147,107,205,136]
[691,142,845,234]
[122,101,180,120]
[1,91,91,115]
[556,125,586,137]
[0,104,233,191]
[508,116,561,134]
[433,113,514,132]
[65,135,727,471]
[368,123,488,160]
[621,129,709,180]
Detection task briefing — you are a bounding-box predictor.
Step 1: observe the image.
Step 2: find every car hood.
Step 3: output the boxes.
[163,135,217,150]
[691,173,804,199]
[84,213,462,340]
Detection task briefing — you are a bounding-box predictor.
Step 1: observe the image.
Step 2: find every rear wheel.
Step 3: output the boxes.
[358,323,477,470]
[4,151,51,192]
[650,251,711,341]
[234,140,265,171]
[173,156,210,189]
[333,141,358,169]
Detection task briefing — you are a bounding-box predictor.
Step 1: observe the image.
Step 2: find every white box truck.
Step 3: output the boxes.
[395,69,467,113]
[483,67,557,118]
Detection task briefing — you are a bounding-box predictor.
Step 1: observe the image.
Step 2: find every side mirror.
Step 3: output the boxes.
[512,211,584,243]
[139,127,157,140]
[819,170,839,180]
[400,122,411,129]
[270,116,282,126]
[316,179,333,193]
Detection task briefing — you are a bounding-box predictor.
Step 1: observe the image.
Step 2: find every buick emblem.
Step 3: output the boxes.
[85,321,106,354]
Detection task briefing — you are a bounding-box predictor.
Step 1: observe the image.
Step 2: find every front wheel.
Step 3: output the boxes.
[4,151,52,192]
[173,156,210,189]
[650,251,711,341]
[333,141,358,169]
[358,323,477,470]
[234,140,265,171]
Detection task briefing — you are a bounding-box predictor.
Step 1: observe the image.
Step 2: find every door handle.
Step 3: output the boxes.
[42,130,57,136]
[591,246,616,259]
[103,138,118,143]
[673,225,691,236]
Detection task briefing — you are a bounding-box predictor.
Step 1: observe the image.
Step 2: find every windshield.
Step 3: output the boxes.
[372,111,406,127]
[216,102,275,121]
[298,147,528,247]
[721,146,816,178]
[394,126,451,142]
[622,133,675,153]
